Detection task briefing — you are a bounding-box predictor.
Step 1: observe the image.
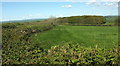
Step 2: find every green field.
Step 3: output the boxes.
[2,16,119,64]
[30,26,118,49]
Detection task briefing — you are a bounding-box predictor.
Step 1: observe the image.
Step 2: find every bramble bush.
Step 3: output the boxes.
[2,42,119,64]
[38,42,119,65]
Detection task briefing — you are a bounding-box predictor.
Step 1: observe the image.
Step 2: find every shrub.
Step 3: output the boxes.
[38,42,119,64]
[2,42,119,64]
[2,23,17,29]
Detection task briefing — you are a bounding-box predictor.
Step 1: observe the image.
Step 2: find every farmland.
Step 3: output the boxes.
[30,26,118,49]
[2,16,120,64]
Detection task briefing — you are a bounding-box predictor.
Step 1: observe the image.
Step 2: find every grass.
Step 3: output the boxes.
[30,25,118,49]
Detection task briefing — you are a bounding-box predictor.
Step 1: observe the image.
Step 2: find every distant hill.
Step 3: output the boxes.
[104,16,118,25]
[1,18,47,23]
[56,15,118,25]
[57,15,106,25]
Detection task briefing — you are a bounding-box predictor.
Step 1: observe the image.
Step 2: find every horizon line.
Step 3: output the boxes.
[1,15,119,22]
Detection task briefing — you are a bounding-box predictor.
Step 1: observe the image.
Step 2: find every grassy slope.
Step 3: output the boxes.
[30,26,118,49]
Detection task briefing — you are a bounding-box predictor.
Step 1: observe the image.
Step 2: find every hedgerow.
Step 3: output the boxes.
[2,21,57,64]
[38,42,119,65]
[2,42,119,65]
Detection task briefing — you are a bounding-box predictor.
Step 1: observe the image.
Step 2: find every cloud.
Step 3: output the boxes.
[101,0,119,2]
[61,5,72,8]
[86,0,96,5]
[86,0,119,8]
[66,0,73,1]
[89,0,96,2]
[1,0,120,2]
[86,0,101,6]
[103,2,119,7]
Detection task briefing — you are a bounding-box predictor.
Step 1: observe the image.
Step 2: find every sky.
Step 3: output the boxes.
[1,1,119,21]
[1,0,119,2]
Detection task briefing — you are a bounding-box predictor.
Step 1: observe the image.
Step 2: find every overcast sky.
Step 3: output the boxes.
[1,0,119,21]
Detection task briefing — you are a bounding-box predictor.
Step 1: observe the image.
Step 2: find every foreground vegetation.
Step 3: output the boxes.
[3,42,120,64]
[2,15,119,64]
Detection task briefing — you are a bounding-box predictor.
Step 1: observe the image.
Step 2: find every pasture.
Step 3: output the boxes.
[30,26,118,49]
